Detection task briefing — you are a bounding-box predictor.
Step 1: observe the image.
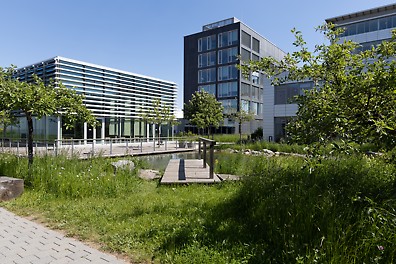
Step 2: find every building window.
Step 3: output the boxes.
[241,31,251,48]
[241,83,250,97]
[274,81,313,104]
[251,102,261,115]
[218,47,238,64]
[220,99,237,114]
[198,84,216,95]
[241,100,250,112]
[252,86,260,100]
[252,37,260,53]
[218,81,238,97]
[198,68,216,83]
[198,51,216,68]
[339,14,396,37]
[198,35,216,52]
[218,30,238,48]
[241,48,250,62]
[252,72,260,85]
[252,54,260,62]
[218,65,238,81]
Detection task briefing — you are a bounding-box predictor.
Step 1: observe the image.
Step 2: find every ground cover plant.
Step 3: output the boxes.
[1,149,396,263]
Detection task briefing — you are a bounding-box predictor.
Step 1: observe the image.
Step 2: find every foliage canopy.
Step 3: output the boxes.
[184,90,223,134]
[140,99,177,143]
[241,24,396,150]
[0,66,97,166]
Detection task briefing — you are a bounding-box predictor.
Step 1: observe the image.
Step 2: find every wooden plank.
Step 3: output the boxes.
[160,159,222,184]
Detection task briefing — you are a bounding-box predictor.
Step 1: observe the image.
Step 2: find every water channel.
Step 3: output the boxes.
[138,152,200,171]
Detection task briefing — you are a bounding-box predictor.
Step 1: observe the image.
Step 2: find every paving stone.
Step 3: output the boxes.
[0,207,127,263]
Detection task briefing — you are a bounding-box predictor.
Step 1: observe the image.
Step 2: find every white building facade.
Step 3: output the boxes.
[7,56,177,141]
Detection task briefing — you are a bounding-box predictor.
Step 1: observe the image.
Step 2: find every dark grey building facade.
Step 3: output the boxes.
[184,18,285,134]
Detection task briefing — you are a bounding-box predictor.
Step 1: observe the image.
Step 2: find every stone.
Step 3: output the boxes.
[0,177,24,201]
[218,174,241,181]
[111,160,135,173]
[262,149,275,156]
[251,150,260,155]
[138,169,161,180]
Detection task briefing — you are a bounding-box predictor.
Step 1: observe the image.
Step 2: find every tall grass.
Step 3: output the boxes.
[2,151,396,263]
[210,154,396,263]
[0,154,143,199]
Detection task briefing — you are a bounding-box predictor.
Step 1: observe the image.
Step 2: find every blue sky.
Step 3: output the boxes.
[1,0,395,109]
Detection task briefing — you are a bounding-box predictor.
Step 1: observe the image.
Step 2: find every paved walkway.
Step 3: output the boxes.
[1,141,195,159]
[0,207,128,264]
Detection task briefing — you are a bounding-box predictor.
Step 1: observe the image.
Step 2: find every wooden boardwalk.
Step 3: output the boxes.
[160,159,222,184]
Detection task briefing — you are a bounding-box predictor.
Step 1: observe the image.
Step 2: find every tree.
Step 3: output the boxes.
[140,99,177,146]
[227,110,254,142]
[241,24,396,150]
[0,66,97,169]
[184,90,223,136]
[0,110,17,137]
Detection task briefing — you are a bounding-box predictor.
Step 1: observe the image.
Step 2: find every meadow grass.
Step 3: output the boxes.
[1,151,396,263]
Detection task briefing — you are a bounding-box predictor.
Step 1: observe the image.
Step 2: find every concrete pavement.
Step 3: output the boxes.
[0,207,128,264]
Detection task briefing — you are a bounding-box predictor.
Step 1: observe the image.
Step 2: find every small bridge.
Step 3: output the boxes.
[160,137,222,184]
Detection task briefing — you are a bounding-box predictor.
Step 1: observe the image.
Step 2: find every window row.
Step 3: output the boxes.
[198,65,238,83]
[339,14,396,37]
[198,47,238,68]
[198,81,238,98]
[241,83,262,100]
[218,65,239,81]
[241,100,262,115]
[275,81,313,105]
[198,68,216,83]
[198,51,216,68]
[198,30,238,52]
[241,31,260,53]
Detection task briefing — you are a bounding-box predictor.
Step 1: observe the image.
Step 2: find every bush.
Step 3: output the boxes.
[250,127,263,141]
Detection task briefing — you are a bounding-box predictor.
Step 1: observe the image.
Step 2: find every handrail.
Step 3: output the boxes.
[198,137,216,179]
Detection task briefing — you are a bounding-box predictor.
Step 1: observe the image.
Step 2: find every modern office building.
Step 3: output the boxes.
[184,18,286,134]
[8,56,177,141]
[266,3,396,142]
[326,3,396,50]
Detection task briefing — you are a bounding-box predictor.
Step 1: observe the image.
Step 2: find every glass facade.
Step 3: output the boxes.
[198,68,216,83]
[339,14,396,37]
[198,84,216,95]
[241,30,251,48]
[198,51,216,68]
[198,35,216,52]
[275,81,313,105]
[218,47,238,64]
[219,99,237,114]
[218,82,238,97]
[218,65,238,81]
[218,30,238,47]
[14,56,177,140]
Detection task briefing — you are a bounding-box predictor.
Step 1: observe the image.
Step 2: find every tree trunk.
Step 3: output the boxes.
[157,123,161,147]
[26,112,34,176]
[239,122,242,142]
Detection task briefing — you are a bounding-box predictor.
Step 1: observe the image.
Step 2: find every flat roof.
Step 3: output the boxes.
[326,3,396,23]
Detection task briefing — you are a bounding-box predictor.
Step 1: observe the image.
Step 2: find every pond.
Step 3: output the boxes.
[138,152,200,171]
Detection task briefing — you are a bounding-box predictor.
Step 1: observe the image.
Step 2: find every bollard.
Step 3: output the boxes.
[110,139,113,155]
